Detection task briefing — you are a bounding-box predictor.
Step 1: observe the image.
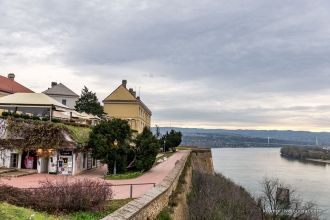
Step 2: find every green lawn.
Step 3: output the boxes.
[0,202,57,220]
[176,146,192,150]
[0,199,132,220]
[104,171,143,180]
[64,199,132,220]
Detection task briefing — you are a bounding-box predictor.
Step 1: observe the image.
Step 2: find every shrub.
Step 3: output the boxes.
[0,185,29,207]
[0,178,112,214]
[21,114,31,120]
[32,116,41,120]
[1,111,11,117]
[51,118,61,123]
[13,113,21,118]
[188,171,262,220]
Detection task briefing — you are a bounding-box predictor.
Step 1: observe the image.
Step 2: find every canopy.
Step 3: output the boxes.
[0,93,71,111]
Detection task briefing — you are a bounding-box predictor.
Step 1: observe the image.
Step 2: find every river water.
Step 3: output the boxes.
[212,148,330,219]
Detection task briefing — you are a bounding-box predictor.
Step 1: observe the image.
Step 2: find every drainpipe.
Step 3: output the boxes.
[49,107,53,122]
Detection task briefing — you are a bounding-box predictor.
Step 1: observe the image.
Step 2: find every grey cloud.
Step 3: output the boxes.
[1,0,330,130]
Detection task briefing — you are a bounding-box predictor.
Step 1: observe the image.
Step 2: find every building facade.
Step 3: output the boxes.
[0,73,34,98]
[43,82,79,109]
[103,80,152,133]
[0,118,99,175]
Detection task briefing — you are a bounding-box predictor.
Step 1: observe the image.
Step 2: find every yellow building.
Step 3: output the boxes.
[103,80,152,133]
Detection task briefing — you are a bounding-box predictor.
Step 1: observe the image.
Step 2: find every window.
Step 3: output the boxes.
[10,153,18,168]
[83,153,86,168]
[62,99,67,106]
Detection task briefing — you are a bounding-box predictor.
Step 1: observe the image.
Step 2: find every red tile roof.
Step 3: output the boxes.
[0,75,34,94]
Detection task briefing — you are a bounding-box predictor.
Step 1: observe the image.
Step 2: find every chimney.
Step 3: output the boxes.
[122,80,127,88]
[51,82,57,87]
[128,88,136,97]
[137,96,140,100]
[8,73,15,81]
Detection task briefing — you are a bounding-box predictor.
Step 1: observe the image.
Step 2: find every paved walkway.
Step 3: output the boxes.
[0,150,189,199]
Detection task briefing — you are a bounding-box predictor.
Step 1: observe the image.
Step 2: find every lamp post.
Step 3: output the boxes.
[163,140,166,153]
[113,139,118,175]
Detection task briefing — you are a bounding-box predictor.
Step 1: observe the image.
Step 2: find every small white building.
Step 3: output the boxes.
[43,82,79,109]
[0,93,100,175]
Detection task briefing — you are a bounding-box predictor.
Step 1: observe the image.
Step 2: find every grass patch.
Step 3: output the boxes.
[64,199,132,220]
[104,171,143,180]
[63,124,91,144]
[0,202,57,220]
[156,207,172,220]
[0,199,132,220]
[176,146,192,150]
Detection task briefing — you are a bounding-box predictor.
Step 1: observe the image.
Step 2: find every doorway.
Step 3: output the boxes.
[21,150,37,169]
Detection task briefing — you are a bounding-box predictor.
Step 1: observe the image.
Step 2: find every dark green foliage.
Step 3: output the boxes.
[1,111,11,117]
[75,86,104,117]
[89,119,133,174]
[1,119,90,150]
[156,208,172,220]
[21,114,31,120]
[32,116,40,120]
[281,146,330,160]
[5,119,70,149]
[161,129,182,152]
[51,118,61,123]
[13,113,20,118]
[135,127,160,171]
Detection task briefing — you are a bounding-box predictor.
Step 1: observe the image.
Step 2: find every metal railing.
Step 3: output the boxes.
[110,182,156,198]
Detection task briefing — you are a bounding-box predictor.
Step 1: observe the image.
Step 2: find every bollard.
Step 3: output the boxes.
[130,184,133,198]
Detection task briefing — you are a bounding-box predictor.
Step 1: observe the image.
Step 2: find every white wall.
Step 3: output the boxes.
[47,95,78,109]
[0,149,21,168]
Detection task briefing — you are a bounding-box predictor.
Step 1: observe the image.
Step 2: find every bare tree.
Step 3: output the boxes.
[257,177,321,220]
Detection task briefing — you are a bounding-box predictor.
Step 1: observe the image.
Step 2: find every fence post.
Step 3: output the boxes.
[130,184,133,198]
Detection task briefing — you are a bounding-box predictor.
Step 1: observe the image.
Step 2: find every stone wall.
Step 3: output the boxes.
[170,148,214,220]
[190,148,214,174]
[103,150,190,220]
[170,157,192,220]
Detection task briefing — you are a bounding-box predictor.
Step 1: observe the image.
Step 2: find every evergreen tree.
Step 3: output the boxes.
[135,127,160,171]
[75,86,104,117]
[161,129,182,152]
[88,119,132,174]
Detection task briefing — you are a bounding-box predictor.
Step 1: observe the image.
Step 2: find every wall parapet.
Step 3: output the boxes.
[102,150,191,220]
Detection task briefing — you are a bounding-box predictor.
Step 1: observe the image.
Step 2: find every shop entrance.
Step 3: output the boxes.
[21,150,37,169]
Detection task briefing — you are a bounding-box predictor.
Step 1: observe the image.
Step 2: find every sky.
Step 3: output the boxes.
[1,0,330,131]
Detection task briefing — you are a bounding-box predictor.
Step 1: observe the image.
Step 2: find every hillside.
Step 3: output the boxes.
[153,127,330,148]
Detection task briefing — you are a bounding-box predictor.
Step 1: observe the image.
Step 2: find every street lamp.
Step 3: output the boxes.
[163,140,166,153]
[113,139,118,175]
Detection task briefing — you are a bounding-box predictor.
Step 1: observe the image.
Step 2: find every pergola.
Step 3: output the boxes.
[0,93,72,121]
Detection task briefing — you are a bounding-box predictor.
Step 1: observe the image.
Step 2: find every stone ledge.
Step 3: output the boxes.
[102,150,190,220]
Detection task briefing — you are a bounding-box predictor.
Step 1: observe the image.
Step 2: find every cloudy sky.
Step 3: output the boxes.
[1,0,330,131]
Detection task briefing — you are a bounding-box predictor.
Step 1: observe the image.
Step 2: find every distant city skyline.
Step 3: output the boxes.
[1,1,330,131]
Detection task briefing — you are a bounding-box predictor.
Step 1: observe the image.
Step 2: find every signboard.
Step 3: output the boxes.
[58,155,73,175]
[59,150,73,156]
[48,156,58,174]
[24,157,34,169]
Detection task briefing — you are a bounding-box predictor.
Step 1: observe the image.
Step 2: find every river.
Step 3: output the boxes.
[212,148,330,219]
